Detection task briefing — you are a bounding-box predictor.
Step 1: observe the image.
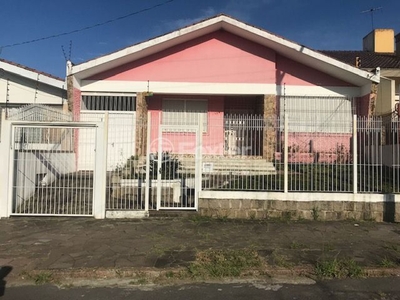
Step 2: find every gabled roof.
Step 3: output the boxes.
[70,14,380,86]
[0,58,65,89]
[319,51,400,70]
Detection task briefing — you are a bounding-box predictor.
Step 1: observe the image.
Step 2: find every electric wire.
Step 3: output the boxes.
[0,0,175,50]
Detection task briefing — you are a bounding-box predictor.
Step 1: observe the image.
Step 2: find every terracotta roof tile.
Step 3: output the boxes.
[319,50,400,69]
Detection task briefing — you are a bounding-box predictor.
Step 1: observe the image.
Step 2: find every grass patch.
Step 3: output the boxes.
[187,248,263,278]
[21,271,54,285]
[289,241,308,250]
[315,258,363,279]
[271,251,293,268]
[188,215,213,224]
[380,257,397,268]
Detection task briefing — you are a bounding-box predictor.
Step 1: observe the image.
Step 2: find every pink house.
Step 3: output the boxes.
[67,14,380,167]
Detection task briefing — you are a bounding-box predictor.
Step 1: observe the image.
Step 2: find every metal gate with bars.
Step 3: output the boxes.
[10,123,99,216]
[107,113,201,213]
[3,106,201,218]
[152,125,200,210]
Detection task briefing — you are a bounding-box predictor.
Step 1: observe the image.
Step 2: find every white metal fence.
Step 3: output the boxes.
[4,104,400,219]
[202,115,400,194]
[11,124,97,216]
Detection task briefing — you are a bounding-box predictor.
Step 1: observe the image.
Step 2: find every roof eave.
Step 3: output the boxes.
[0,60,66,89]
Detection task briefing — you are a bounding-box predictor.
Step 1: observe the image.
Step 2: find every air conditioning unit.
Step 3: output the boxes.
[224,130,237,155]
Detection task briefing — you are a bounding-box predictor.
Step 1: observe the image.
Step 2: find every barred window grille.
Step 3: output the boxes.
[81,94,136,111]
[162,99,208,132]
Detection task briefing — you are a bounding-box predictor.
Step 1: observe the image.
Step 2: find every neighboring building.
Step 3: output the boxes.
[67,14,380,168]
[0,58,66,110]
[321,29,400,117]
[0,59,67,142]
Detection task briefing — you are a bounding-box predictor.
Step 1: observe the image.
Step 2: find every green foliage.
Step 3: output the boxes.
[315,258,363,279]
[115,155,140,179]
[187,249,263,278]
[114,152,182,180]
[380,257,397,268]
[289,241,308,250]
[312,207,320,221]
[188,214,213,224]
[271,251,293,268]
[30,272,54,285]
[149,152,181,179]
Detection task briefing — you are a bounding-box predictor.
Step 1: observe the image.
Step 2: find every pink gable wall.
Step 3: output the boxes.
[89,30,276,84]
[88,30,354,87]
[276,55,353,87]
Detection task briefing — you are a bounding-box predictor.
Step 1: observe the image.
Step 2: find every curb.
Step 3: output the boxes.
[7,265,400,287]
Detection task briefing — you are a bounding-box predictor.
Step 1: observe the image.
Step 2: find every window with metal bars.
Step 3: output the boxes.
[162,99,208,132]
[280,96,354,133]
[81,94,136,111]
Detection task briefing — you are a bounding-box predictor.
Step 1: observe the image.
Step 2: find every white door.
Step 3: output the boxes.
[78,112,136,171]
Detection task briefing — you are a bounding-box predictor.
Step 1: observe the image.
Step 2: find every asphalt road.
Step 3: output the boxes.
[2,277,400,300]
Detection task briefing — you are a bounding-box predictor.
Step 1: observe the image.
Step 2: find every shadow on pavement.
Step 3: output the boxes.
[0,266,13,297]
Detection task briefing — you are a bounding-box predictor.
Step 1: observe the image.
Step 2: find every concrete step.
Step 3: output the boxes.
[178,157,277,175]
[133,156,277,175]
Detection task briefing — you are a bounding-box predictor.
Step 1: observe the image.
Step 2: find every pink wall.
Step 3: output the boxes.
[147,95,225,155]
[276,55,354,87]
[276,134,352,163]
[286,133,352,153]
[88,31,354,88]
[78,28,369,160]
[89,30,277,83]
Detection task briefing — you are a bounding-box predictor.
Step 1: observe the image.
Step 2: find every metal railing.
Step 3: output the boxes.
[202,114,400,193]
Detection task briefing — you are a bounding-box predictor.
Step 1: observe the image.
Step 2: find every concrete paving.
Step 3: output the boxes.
[0,217,400,285]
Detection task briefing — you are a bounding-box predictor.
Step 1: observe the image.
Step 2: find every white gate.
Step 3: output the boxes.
[10,123,100,216]
[148,123,201,210]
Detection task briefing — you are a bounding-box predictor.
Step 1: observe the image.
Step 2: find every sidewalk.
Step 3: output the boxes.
[1,217,400,285]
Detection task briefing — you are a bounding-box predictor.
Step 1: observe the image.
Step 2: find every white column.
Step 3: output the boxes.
[156,112,162,210]
[353,114,358,194]
[0,110,11,218]
[195,114,203,210]
[284,115,289,193]
[93,118,107,219]
[144,112,151,213]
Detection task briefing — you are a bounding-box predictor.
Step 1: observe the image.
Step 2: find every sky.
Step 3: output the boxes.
[1,0,399,79]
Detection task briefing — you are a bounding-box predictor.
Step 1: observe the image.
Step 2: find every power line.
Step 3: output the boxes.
[0,0,175,50]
